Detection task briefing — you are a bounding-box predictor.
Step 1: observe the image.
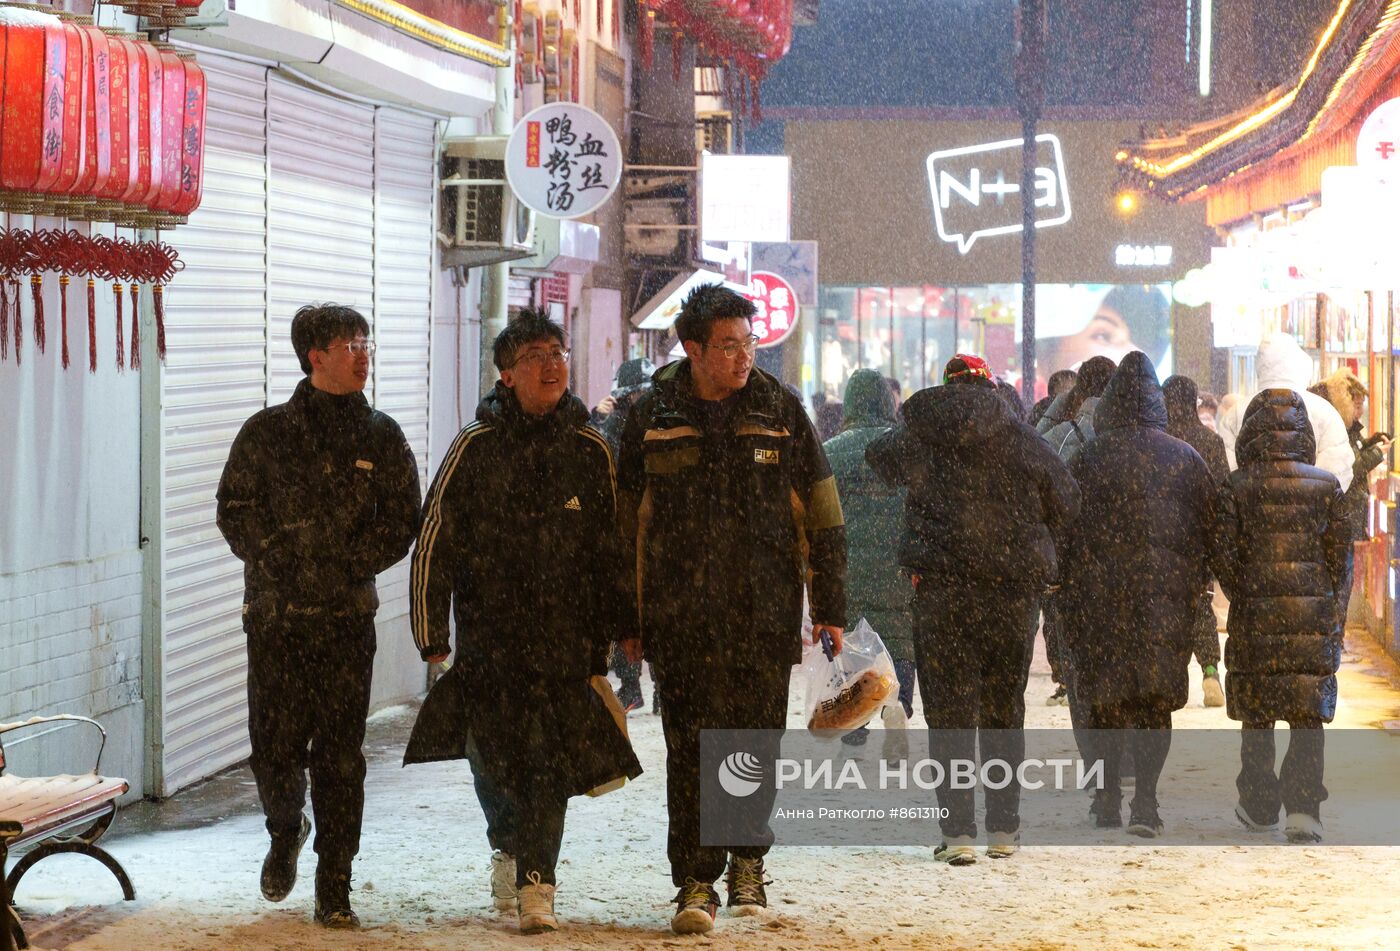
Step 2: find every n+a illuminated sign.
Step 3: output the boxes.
[924,134,1072,255]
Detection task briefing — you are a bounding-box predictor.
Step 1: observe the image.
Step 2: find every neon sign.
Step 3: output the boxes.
[924,134,1072,255]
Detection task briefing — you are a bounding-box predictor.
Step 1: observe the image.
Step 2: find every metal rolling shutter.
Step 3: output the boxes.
[266,77,376,405]
[159,54,269,796]
[371,109,436,617]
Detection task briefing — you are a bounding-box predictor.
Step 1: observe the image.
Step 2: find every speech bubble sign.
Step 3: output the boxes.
[925,134,1072,255]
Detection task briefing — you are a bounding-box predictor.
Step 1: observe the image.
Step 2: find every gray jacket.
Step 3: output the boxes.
[1036,392,1100,465]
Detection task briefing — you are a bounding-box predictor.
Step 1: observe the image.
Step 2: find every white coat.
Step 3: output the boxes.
[1218,332,1353,490]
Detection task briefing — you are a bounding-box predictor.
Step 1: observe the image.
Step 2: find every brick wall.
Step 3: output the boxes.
[0,551,146,798]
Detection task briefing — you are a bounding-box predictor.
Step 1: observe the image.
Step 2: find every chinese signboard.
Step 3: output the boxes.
[506,103,621,219]
[745,271,800,348]
[701,154,791,243]
[1357,98,1400,166]
[925,134,1072,255]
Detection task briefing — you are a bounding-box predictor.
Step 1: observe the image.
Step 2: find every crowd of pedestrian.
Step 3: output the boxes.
[215,290,1387,938]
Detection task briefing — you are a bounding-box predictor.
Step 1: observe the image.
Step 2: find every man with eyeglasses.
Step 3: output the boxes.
[217,303,421,928]
[404,308,641,935]
[616,283,847,934]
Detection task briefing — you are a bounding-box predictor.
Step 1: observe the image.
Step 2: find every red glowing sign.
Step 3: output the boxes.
[745,271,800,349]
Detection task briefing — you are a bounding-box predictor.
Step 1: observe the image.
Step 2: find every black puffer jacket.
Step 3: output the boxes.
[1163,375,1230,485]
[1214,390,1352,723]
[866,382,1080,589]
[1061,353,1217,710]
[617,361,846,671]
[408,383,637,677]
[216,378,421,620]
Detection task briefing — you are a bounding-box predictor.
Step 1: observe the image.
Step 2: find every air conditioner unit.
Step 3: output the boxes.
[696,111,733,154]
[624,168,694,263]
[440,136,537,268]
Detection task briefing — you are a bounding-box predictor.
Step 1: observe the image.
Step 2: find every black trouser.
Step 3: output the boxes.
[1191,588,1221,671]
[655,660,789,887]
[1042,596,1072,686]
[911,581,1040,839]
[1238,719,1327,822]
[470,760,569,887]
[1086,697,1173,811]
[246,612,376,872]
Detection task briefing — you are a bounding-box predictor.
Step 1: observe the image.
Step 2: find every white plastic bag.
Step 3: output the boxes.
[801,618,898,733]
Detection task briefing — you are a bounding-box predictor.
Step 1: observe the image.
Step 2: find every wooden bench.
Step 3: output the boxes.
[0,715,134,951]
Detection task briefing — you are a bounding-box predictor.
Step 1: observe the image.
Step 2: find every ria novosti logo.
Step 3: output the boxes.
[717,752,765,798]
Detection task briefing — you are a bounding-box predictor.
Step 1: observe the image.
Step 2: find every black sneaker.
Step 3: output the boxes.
[1127,805,1165,839]
[1046,684,1068,706]
[671,879,720,934]
[1091,792,1122,829]
[260,815,311,902]
[725,855,769,915]
[314,867,360,929]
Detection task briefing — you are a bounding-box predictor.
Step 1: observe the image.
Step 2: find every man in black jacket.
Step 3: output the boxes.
[867,354,1080,866]
[1163,374,1231,708]
[405,309,641,935]
[617,284,846,935]
[216,303,421,929]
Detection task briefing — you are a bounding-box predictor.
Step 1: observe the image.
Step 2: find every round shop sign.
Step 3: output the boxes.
[505,102,622,219]
[745,271,801,348]
[1357,97,1400,165]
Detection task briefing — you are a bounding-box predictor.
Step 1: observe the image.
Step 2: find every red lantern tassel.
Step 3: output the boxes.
[12,279,22,366]
[60,275,70,370]
[88,278,97,373]
[129,284,141,371]
[30,274,44,354]
[114,282,125,372]
[640,6,654,68]
[154,284,167,362]
[1,277,8,361]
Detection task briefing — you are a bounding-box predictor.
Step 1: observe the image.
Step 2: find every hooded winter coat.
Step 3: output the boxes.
[1163,375,1230,484]
[403,383,642,791]
[1214,390,1352,724]
[866,382,1080,590]
[823,369,912,661]
[1310,368,1385,541]
[1060,352,1218,711]
[1218,333,1353,490]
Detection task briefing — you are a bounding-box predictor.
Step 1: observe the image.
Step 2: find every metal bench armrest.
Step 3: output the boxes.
[0,715,109,777]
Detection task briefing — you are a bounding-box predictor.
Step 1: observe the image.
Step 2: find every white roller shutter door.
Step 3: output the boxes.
[159,54,269,796]
[267,77,376,405]
[371,109,436,619]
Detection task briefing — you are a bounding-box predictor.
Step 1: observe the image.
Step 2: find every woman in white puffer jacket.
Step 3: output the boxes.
[1217,333,1353,491]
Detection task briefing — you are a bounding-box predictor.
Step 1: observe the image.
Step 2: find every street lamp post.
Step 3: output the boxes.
[1015,0,1047,406]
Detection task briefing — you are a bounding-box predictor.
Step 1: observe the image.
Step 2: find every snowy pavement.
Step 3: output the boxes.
[17,627,1400,951]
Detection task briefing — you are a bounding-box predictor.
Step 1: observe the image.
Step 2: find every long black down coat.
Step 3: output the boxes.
[1214,390,1352,723]
[865,381,1079,590]
[1060,352,1218,711]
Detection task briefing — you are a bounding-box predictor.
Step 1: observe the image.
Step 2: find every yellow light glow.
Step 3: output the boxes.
[1122,0,1355,179]
[1116,191,1138,215]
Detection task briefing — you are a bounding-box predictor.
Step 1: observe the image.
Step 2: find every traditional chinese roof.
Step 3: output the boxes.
[1116,0,1400,224]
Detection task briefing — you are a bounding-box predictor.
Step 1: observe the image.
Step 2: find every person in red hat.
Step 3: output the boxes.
[867,354,1080,865]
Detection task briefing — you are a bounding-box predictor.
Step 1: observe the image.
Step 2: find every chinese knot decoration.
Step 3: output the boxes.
[0,6,208,226]
[0,227,183,372]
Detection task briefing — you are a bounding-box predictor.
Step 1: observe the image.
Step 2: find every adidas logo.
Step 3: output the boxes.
[564,496,582,511]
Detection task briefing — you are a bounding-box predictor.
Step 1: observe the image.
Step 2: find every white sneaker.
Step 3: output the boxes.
[986,831,1020,858]
[517,872,558,934]
[935,836,978,866]
[1234,802,1279,833]
[1284,813,1323,844]
[490,850,517,911]
[1202,674,1225,708]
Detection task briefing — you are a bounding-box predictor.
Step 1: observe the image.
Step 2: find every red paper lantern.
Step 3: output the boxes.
[95,32,132,206]
[72,24,113,203]
[51,22,87,196]
[154,46,186,215]
[0,14,49,194]
[120,38,156,213]
[170,54,206,218]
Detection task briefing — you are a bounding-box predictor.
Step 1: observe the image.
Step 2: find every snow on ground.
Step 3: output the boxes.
[17,627,1400,951]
